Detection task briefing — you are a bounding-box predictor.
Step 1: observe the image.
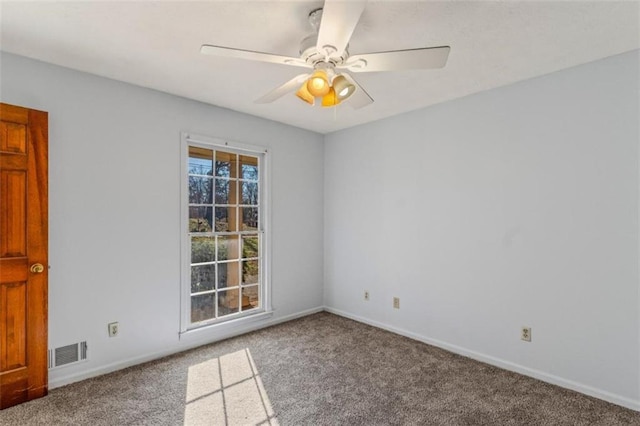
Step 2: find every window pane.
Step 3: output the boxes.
[189,176,213,204]
[217,235,239,261]
[242,286,259,311]
[189,147,213,175]
[215,179,237,205]
[240,207,258,231]
[218,289,240,316]
[218,261,240,289]
[241,181,258,205]
[215,206,237,232]
[189,206,213,232]
[242,260,259,285]
[240,155,258,180]
[216,151,237,178]
[242,235,259,259]
[191,264,215,293]
[191,293,215,323]
[191,236,215,264]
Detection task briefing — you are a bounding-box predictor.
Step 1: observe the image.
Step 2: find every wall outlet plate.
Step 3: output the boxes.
[364,291,370,301]
[108,322,119,338]
[521,326,531,342]
[393,297,400,309]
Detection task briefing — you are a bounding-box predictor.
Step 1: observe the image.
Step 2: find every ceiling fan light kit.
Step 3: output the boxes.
[296,82,315,105]
[200,0,450,110]
[332,75,355,99]
[321,87,339,108]
[296,68,356,107]
[307,69,331,97]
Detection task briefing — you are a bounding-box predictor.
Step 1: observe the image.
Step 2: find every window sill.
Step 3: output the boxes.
[179,310,274,344]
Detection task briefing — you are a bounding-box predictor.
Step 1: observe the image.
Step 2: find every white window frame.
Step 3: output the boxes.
[180,132,271,334]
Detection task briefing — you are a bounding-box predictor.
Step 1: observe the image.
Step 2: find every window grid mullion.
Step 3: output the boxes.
[191,289,215,297]
[213,149,220,321]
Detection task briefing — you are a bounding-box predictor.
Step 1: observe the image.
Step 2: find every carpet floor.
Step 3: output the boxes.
[1,312,639,425]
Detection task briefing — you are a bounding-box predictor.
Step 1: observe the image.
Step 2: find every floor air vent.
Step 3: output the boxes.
[49,341,88,369]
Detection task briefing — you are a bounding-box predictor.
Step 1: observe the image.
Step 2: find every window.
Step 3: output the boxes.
[181,134,268,331]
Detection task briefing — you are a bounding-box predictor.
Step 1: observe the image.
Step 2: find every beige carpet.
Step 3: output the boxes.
[2,312,639,425]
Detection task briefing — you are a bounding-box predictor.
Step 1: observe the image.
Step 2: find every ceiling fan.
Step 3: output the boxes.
[200,0,450,109]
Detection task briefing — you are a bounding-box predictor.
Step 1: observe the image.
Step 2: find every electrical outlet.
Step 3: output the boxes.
[108,322,119,338]
[364,291,370,301]
[521,326,531,342]
[393,297,400,309]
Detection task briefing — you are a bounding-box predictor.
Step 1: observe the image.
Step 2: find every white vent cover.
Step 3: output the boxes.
[48,341,88,369]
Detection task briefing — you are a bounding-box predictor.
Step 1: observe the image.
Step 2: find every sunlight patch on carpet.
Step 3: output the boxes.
[184,348,278,425]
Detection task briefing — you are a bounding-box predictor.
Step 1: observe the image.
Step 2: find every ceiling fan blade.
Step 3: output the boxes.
[201,45,311,69]
[316,0,366,57]
[340,46,450,73]
[342,73,373,109]
[255,74,310,104]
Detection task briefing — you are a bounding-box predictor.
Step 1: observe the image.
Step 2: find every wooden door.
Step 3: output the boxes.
[0,103,48,409]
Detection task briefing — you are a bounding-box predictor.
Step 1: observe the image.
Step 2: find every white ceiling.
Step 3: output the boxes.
[1,1,638,134]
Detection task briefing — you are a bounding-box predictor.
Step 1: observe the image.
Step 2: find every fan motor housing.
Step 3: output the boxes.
[299,34,349,68]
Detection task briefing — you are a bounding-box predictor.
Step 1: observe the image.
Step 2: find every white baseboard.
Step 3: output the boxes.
[49,306,324,389]
[323,306,640,412]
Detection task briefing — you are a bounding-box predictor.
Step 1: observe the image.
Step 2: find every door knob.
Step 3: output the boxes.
[30,263,45,273]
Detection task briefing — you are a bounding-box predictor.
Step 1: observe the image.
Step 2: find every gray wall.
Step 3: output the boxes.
[324,50,639,409]
[0,52,325,387]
